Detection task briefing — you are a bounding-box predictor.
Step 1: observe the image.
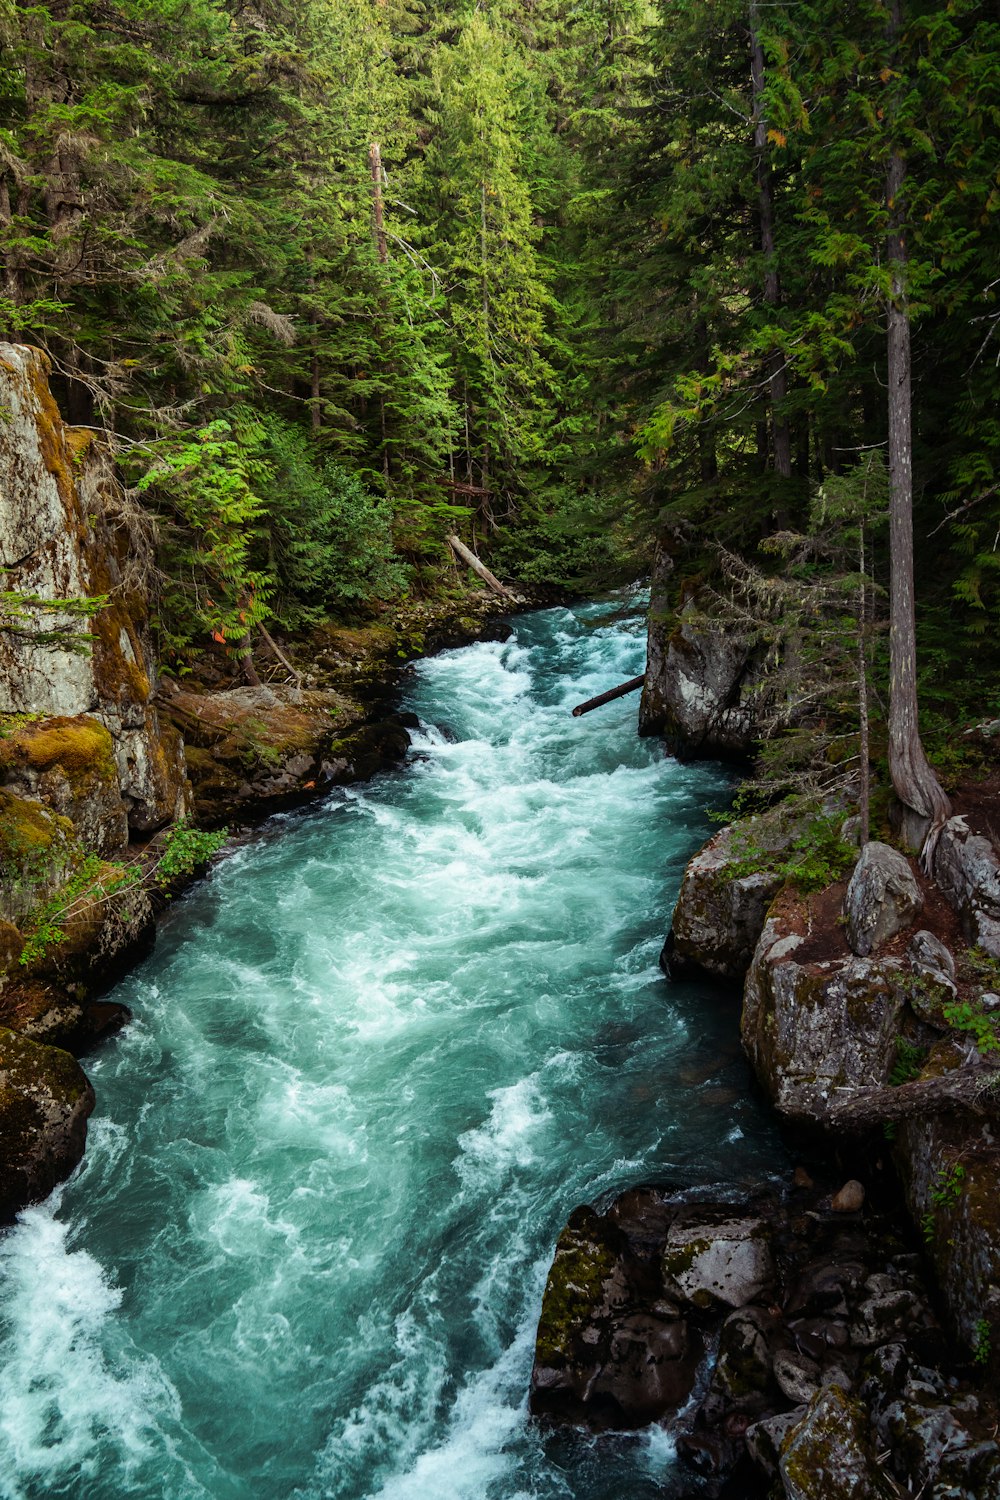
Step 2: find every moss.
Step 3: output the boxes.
[0,789,76,882]
[663,1236,712,1280]
[0,716,116,785]
[535,1207,618,1366]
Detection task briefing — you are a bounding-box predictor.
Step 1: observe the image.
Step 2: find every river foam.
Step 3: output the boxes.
[0,598,783,1499]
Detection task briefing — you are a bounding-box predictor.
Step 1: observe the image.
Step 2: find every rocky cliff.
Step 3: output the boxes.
[532,792,1000,1497]
[0,343,194,1211]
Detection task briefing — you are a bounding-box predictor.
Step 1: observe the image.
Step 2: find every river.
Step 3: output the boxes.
[0,599,784,1500]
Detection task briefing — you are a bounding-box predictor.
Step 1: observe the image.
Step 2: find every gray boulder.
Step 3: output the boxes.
[662,1209,775,1309]
[743,906,904,1120]
[844,842,922,957]
[665,822,783,982]
[934,816,1000,958]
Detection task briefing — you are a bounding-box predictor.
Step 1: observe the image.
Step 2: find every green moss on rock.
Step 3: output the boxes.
[535,1206,619,1366]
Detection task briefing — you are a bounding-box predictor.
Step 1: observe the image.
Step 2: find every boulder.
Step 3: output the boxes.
[843,841,922,957]
[778,1384,896,1499]
[665,823,782,982]
[0,1025,95,1218]
[529,1202,700,1428]
[167,685,411,825]
[831,1180,865,1214]
[934,816,1000,959]
[662,1209,775,1309]
[743,896,904,1120]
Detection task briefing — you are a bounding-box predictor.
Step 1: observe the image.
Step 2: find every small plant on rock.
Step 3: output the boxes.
[942,999,1000,1057]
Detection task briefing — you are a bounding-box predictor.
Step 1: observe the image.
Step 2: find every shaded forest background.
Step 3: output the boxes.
[1,0,998,759]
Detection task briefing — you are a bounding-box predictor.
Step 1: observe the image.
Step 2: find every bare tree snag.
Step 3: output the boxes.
[446,535,514,598]
[884,0,951,862]
[369,143,388,265]
[258,623,303,693]
[749,0,792,482]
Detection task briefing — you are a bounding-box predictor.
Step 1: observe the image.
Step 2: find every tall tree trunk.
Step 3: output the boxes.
[885,0,951,859]
[857,524,870,849]
[368,143,388,265]
[695,315,718,483]
[749,0,792,481]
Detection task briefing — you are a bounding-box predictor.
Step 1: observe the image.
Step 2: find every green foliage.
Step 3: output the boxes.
[942,999,1000,1058]
[889,1039,926,1088]
[154,823,228,882]
[0,584,107,654]
[922,1161,967,1243]
[728,812,856,895]
[19,855,141,967]
[973,1317,991,1368]
[254,417,408,623]
[961,947,1000,991]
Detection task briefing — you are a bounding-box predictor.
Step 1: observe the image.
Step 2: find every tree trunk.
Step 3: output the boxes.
[368,143,388,265]
[858,525,870,849]
[446,535,514,598]
[749,0,792,482]
[884,0,951,859]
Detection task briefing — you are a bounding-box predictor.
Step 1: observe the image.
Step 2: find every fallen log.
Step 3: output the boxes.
[823,1062,1000,1128]
[571,675,645,718]
[446,534,514,599]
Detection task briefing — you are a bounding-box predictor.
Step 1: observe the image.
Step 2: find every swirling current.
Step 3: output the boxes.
[0,599,785,1500]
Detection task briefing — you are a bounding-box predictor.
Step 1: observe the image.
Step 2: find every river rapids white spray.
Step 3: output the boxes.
[0,600,783,1500]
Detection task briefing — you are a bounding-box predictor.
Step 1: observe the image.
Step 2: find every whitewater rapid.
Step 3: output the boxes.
[0,600,783,1500]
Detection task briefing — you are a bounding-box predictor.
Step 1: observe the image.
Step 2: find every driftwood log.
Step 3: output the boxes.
[446,535,514,599]
[571,675,645,718]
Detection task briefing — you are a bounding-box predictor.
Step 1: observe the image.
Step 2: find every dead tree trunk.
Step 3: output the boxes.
[885,0,951,860]
[749,0,792,482]
[369,143,388,265]
[446,535,514,598]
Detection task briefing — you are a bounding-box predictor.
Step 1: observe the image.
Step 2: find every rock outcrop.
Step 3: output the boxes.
[0,344,187,1069]
[163,681,410,825]
[662,804,1000,1384]
[934,815,1000,958]
[0,1026,95,1220]
[0,343,190,835]
[664,822,782,982]
[742,890,906,1121]
[640,549,759,760]
[530,1176,993,1497]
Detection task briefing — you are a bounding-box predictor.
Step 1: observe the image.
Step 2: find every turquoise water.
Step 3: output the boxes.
[0,600,783,1500]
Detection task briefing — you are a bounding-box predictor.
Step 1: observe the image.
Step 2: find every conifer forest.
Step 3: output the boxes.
[1,0,997,726]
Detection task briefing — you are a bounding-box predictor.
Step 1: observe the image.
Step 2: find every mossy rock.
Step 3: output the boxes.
[534,1205,623,1367]
[0,788,79,927]
[0,978,130,1054]
[0,1025,95,1219]
[779,1384,896,1499]
[0,715,116,784]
